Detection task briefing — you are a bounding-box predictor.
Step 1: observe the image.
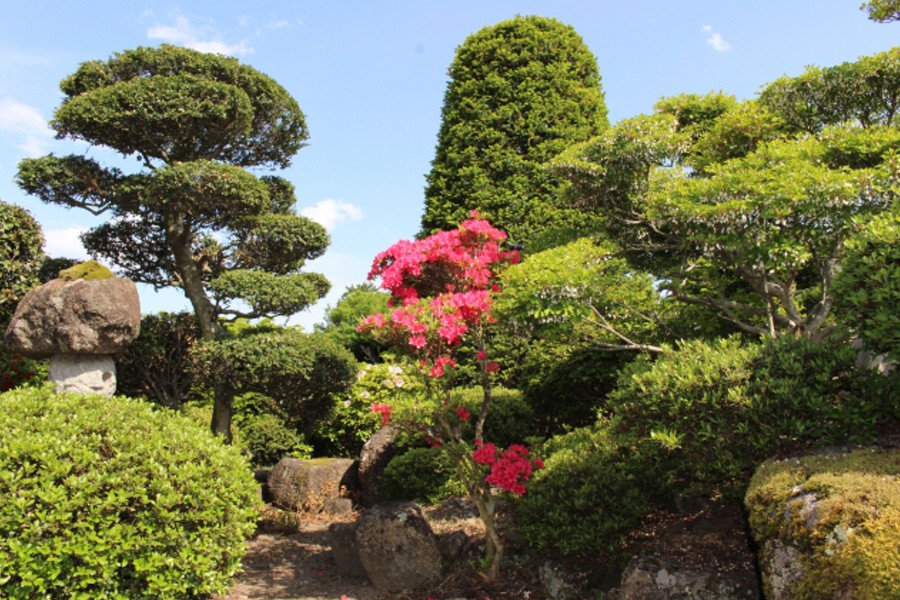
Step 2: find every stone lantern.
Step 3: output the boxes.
[4,261,140,396]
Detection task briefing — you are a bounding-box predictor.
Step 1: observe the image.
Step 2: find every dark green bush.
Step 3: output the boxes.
[239,413,312,467]
[517,422,671,557]
[116,311,202,409]
[0,386,259,599]
[518,342,634,434]
[607,335,897,496]
[193,328,357,437]
[452,385,535,447]
[833,210,900,361]
[383,447,462,504]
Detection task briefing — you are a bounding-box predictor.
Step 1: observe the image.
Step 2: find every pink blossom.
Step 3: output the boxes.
[371,402,392,426]
[472,442,498,466]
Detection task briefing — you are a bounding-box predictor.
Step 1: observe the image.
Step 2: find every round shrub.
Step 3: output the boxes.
[383,446,462,504]
[240,413,312,467]
[0,386,259,599]
[517,422,671,557]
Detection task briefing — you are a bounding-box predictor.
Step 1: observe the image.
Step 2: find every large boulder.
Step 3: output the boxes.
[5,276,140,358]
[267,457,356,512]
[355,501,442,593]
[745,440,900,600]
[357,425,398,507]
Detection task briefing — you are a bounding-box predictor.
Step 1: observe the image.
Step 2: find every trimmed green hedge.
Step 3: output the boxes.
[607,335,896,496]
[0,386,259,599]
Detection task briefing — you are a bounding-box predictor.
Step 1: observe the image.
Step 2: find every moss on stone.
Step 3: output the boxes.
[58,260,114,281]
[745,446,900,599]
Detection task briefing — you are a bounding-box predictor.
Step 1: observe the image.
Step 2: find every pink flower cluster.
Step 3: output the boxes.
[371,402,392,427]
[471,442,544,497]
[358,213,518,378]
[367,212,518,301]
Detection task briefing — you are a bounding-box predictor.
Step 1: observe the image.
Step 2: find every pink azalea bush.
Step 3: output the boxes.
[357,213,541,581]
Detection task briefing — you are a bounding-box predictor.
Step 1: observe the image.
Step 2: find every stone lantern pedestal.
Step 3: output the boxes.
[4,263,140,396]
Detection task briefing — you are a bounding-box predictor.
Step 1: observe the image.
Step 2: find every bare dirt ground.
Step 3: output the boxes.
[216,503,552,600]
[216,501,756,600]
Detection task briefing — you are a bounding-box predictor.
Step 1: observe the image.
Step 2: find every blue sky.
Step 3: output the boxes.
[0,2,896,328]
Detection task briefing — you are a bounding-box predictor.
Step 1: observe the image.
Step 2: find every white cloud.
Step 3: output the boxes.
[0,49,57,70]
[301,199,364,232]
[147,13,252,56]
[702,25,732,53]
[44,226,90,260]
[0,97,53,155]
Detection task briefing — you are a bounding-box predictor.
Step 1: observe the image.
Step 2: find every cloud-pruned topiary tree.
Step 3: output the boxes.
[17,45,331,440]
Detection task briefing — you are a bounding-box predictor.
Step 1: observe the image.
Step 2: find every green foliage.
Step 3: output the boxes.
[496,237,668,352]
[316,284,391,363]
[686,100,785,173]
[834,209,900,360]
[607,335,897,496]
[557,50,900,341]
[238,413,312,467]
[518,341,634,434]
[0,200,43,325]
[383,447,462,504]
[422,15,608,244]
[861,0,900,22]
[0,201,45,394]
[208,269,331,316]
[654,91,738,140]
[311,360,427,456]
[746,447,900,598]
[517,422,671,557]
[0,385,259,599]
[451,386,535,448]
[759,47,900,132]
[116,312,202,409]
[193,326,357,436]
[55,44,307,168]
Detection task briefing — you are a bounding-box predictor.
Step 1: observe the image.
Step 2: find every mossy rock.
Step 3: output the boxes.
[745,444,900,599]
[58,259,114,281]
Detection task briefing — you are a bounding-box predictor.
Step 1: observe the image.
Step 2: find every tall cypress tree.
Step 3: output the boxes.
[421,16,608,248]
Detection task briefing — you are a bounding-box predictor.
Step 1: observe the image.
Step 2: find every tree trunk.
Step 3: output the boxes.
[210,380,235,443]
[166,213,235,442]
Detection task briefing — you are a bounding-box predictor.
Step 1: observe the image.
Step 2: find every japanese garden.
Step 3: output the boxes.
[1,4,899,599]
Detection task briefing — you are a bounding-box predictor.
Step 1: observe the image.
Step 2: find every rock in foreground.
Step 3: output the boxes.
[745,441,900,599]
